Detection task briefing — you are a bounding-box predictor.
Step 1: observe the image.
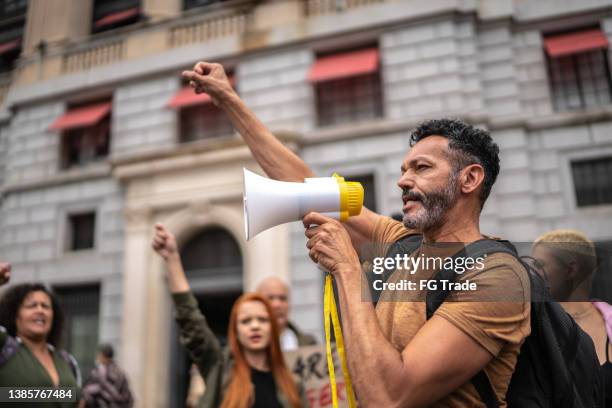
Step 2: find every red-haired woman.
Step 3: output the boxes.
[152,224,305,408]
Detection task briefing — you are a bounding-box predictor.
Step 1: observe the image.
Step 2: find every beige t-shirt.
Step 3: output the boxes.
[372,217,531,407]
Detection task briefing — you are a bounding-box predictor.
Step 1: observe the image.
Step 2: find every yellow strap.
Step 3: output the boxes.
[324,274,338,407]
[324,273,357,408]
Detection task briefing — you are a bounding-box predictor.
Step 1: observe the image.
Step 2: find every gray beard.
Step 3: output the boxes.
[402,173,460,232]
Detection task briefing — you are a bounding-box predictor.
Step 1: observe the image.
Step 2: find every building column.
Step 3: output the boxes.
[23,0,93,54]
[121,205,155,408]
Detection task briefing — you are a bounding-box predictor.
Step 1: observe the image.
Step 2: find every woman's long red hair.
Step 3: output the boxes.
[220,293,301,408]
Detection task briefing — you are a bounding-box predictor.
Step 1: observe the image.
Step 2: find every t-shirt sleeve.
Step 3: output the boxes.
[369,216,417,259]
[434,254,531,357]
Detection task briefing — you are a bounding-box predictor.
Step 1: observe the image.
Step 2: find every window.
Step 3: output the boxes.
[179,103,234,142]
[544,28,612,111]
[92,0,141,33]
[54,284,100,377]
[0,0,26,72]
[67,212,96,251]
[181,227,242,281]
[571,156,612,207]
[62,121,110,168]
[316,74,383,127]
[349,173,377,213]
[49,101,112,169]
[167,77,236,142]
[309,48,383,127]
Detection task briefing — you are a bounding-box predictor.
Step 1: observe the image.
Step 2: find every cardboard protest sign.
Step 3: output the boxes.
[284,344,350,408]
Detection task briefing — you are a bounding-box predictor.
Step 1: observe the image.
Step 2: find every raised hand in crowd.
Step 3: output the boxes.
[0,262,10,286]
[151,223,189,293]
[182,62,235,107]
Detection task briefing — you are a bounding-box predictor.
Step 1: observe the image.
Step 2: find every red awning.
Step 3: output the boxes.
[167,86,212,109]
[308,48,379,83]
[544,29,609,57]
[0,39,20,55]
[167,76,235,109]
[49,102,112,131]
[94,7,140,29]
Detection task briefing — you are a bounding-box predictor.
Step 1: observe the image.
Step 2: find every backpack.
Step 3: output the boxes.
[379,235,604,408]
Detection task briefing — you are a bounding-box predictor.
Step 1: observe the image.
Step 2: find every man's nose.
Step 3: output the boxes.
[397,172,415,191]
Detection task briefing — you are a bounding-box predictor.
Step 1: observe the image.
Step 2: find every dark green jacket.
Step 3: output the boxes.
[0,326,80,408]
[172,292,308,408]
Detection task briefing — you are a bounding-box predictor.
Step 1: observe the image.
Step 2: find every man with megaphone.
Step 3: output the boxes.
[182,63,530,407]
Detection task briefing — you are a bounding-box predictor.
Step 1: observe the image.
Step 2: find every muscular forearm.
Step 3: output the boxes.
[220,91,314,182]
[334,267,412,407]
[165,255,190,293]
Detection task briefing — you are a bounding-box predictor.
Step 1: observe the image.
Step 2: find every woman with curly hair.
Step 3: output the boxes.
[0,262,80,407]
[152,224,306,408]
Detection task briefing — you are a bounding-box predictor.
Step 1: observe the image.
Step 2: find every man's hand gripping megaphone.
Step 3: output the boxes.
[303,212,361,277]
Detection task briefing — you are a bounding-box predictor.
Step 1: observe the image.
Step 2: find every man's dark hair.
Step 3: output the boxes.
[0,283,65,347]
[98,343,114,359]
[410,118,500,207]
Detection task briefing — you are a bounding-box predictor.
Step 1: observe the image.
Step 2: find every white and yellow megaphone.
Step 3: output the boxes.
[243,168,364,240]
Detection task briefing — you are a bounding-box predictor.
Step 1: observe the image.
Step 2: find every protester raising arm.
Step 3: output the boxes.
[152,223,190,293]
[0,262,10,286]
[152,224,223,379]
[181,62,383,251]
[153,224,305,408]
[182,62,310,183]
[0,262,10,347]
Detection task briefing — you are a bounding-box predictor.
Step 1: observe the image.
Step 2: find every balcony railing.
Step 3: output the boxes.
[62,39,126,74]
[168,7,248,48]
[305,0,387,16]
[38,0,389,77]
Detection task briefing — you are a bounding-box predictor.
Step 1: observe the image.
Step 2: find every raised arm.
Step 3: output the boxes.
[182,62,383,250]
[0,262,11,347]
[0,262,10,287]
[151,224,223,377]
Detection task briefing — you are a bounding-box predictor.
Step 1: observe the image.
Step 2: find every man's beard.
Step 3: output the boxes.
[402,172,460,232]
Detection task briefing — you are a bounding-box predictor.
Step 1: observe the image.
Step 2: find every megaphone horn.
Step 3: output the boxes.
[243,168,364,240]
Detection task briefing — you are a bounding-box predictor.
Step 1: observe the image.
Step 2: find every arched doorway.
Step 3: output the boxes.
[169,227,243,407]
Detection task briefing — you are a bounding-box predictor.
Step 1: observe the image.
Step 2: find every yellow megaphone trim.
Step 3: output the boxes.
[333,173,364,221]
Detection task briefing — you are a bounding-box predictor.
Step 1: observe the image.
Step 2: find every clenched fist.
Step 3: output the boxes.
[0,262,11,286]
[152,223,179,262]
[182,62,235,107]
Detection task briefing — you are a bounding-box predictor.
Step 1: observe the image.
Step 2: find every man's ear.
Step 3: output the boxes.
[460,164,485,195]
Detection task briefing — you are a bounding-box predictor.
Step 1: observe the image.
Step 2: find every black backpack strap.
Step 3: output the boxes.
[381,234,423,284]
[425,239,518,319]
[425,239,518,408]
[368,234,423,304]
